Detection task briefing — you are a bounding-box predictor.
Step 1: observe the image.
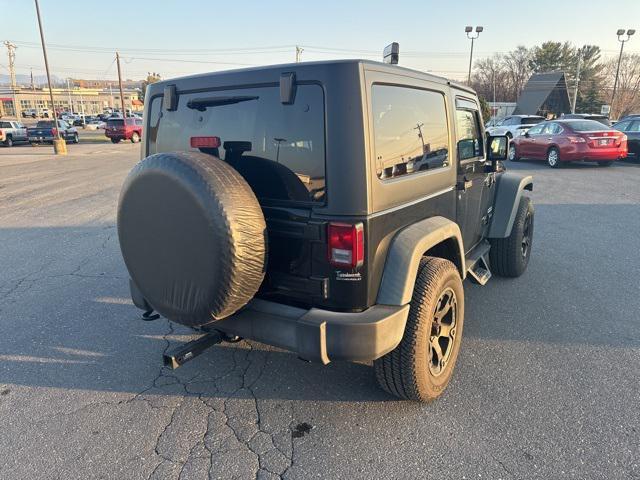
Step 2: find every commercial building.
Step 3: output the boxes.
[0,85,143,118]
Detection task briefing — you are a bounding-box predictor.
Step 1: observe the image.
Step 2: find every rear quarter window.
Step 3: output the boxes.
[371,85,449,180]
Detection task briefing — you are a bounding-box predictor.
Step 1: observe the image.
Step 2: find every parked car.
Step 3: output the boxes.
[613,118,640,161]
[116,59,534,402]
[85,120,106,130]
[105,117,143,143]
[509,119,627,167]
[486,115,545,139]
[27,120,79,144]
[617,113,640,122]
[560,113,611,127]
[22,109,37,118]
[0,120,28,147]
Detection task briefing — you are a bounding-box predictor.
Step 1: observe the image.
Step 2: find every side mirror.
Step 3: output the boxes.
[486,135,508,161]
[524,131,530,138]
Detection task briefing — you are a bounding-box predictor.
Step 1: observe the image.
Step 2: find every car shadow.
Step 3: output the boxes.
[1,203,639,402]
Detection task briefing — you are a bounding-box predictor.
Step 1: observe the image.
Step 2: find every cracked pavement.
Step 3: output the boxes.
[0,143,639,479]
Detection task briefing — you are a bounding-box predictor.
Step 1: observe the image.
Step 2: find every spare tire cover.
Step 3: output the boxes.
[117,151,267,326]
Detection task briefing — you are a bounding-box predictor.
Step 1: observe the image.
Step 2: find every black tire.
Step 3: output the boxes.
[547,147,560,168]
[111,138,120,144]
[490,196,534,277]
[118,151,267,326]
[72,133,79,144]
[374,257,464,402]
[131,132,140,143]
[4,136,12,147]
[508,143,519,162]
[597,161,612,167]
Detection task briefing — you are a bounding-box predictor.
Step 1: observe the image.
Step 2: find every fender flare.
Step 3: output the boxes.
[376,216,465,306]
[488,173,533,238]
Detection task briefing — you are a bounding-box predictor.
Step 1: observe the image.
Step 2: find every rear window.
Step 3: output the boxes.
[35,121,54,128]
[567,120,611,132]
[155,84,326,204]
[520,116,544,125]
[107,119,124,127]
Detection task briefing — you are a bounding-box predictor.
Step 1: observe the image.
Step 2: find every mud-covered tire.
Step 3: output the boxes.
[374,257,464,402]
[118,151,267,326]
[490,196,534,277]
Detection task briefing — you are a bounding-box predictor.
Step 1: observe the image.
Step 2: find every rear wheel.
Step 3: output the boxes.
[597,161,612,167]
[374,257,464,402]
[4,136,13,147]
[131,132,140,143]
[547,147,560,168]
[72,133,79,144]
[490,196,534,277]
[111,138,120,144]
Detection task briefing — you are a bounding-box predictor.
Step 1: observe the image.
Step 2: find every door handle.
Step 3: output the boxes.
[547,137,553,140]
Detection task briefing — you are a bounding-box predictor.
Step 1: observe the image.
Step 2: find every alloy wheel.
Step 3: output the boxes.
[428,288,458,377]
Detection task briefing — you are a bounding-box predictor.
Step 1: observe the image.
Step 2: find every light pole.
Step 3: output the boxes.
[34,0,65,154]
[611,28,635,115]
[465,26,483,84]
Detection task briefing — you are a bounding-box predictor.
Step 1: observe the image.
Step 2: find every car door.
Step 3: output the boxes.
[455,99,495,253]
[626,121,640,157]
[520,123,545,159]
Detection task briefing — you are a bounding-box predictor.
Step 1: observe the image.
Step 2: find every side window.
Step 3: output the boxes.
[542,123,556,134]
[615,121,630,131]
[0,121,11,128]
[502,117,513,126]
[455,109,484,161]
[629,121,640,132]
[371,85,449,179]
[527,124,545,135]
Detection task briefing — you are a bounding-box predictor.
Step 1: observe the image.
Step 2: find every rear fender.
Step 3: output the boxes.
[376,216,465,306]
[488,173,533,238]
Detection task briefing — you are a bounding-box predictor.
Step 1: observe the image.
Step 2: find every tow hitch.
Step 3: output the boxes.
[163,331,224,369]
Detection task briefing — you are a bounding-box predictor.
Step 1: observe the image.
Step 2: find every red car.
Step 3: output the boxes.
[105,117,143,144]
[510,119,628,168]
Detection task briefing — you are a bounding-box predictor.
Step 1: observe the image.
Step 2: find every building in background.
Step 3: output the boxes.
[0,85,143,118]
[512,72,571,118]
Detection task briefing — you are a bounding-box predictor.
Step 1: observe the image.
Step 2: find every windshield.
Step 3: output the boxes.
[567,120,611,132]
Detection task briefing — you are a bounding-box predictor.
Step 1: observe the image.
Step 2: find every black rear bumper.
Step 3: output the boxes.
[130,280,408,364]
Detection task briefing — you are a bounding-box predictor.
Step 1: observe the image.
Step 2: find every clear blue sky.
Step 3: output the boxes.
[2,0,639,82]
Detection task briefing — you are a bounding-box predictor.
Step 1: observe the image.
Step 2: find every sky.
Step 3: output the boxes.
[2,0,639,83]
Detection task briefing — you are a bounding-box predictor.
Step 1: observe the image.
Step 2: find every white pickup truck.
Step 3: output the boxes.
[0,120,28,147]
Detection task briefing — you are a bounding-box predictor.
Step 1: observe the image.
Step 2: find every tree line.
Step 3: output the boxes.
[471,41,640,119]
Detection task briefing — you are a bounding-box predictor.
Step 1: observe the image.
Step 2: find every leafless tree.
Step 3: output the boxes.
[605,53,640,119]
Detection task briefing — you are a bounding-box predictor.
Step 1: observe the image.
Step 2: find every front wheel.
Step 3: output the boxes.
[508,143,519,162]
[4,136,13,147]
[131,132,140,143]
[547,147,560,168]
[490,196,534,277]
[374,257,464,402]
[72,133,79,144]
[111,138,121,144]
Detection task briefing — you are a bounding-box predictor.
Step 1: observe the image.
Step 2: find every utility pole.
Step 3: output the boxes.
[34,0,65,154]
[295,45,303,63]
[571,50,582,114]
[66,78,73,113]
[116,51,127,117]
[611,29,635,116]
[30,68,35,90]
[4,41,21,119]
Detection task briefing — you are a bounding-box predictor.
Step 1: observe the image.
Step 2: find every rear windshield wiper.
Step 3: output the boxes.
[186,95,259,111]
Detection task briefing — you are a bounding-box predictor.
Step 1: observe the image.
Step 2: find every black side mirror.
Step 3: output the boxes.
[524,131,530,138]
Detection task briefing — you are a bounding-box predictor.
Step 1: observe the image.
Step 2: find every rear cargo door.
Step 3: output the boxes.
[149,83,329,306]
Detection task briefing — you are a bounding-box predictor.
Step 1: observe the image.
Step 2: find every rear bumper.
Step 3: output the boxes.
[562,144,626,161]
[130,280,409,364]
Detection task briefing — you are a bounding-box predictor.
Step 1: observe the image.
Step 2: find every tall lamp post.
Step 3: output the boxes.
[34,0,66,155]
[465,26,483,84]
[611,28,635,116]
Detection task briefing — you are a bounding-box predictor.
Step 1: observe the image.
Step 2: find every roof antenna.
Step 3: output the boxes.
[383,42,399,64]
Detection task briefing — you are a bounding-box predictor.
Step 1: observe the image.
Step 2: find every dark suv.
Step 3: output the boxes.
[117,60,534,401]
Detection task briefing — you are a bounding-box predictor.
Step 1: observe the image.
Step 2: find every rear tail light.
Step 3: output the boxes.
[328,222,364,268]
[190,136,221,148]
[51,128,58,136]
[567,136,586,143]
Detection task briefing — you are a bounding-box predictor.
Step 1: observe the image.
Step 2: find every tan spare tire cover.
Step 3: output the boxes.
[117,151,267,326]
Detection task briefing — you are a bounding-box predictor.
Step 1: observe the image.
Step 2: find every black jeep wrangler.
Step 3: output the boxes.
[117,59,534,402]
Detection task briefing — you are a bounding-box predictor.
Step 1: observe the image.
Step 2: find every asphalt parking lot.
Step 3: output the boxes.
[0,141,639,480]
